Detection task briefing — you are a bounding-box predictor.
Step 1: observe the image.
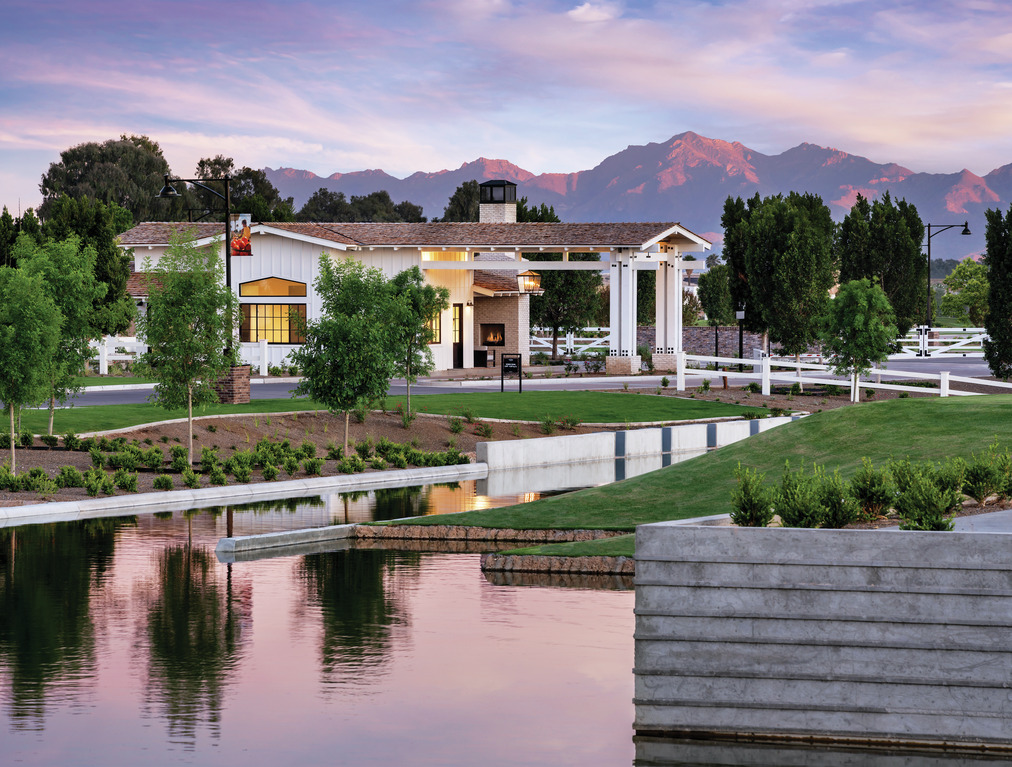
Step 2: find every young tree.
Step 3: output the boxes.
[698,263,734,355]
[40,194,136,335]
[136,231,240,465]
[0,207,15,268]
[821,279,897,402]
[0,267,61,473]
[388,267,450,415]
[290,257,397,454]
[984,205,1012,379]
[838,192,925,335]
[940,258,989,326]
[15,235,107,435]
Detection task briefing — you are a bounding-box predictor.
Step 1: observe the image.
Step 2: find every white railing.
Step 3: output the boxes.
[530,327,609,356]
[891,326,987,358]
[88,336,147,375]
[677,352,1012,402]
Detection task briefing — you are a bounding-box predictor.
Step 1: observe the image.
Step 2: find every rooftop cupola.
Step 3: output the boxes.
[479,180,517,223]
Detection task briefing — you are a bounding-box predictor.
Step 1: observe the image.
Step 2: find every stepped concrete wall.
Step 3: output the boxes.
[633,524,1012,750]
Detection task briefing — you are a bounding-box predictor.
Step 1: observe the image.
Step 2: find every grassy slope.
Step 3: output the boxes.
[397,396,1012,556]
[386,390,763,422]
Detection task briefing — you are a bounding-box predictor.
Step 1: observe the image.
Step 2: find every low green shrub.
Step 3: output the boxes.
[895,471,959,531]
[283,456,301,477]
[113,468,138,492]
[475,421,494,438]
[168,445,189,472]
[153,474,174,491]
[303,457,324,476]
[355,438,373,460]
[142,446,164,470]
[181,467,201,489]
[539,415,557,435]
[370,456,387,471]
[261,463,279,481]
[777,461,824,528]
[964,453,1001,505]
[231,462,252,483]
[56,465,85,488]
[818,468,860,529]
[89,447,106,469]
[209,465,228,486]
[325,442,343,461]
[730,464,776,527]
[299,440,317,460]
[743,382,761,394]
[200,446,221,474]
[62,431,82,451]
[850,458,893,519]
[40,434,59,449]
[448,416,464,434]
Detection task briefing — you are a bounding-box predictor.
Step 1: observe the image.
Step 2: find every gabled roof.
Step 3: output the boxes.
[119,221,711,251]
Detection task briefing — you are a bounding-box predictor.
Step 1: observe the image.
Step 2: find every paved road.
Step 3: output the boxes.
[65,356,1001,408]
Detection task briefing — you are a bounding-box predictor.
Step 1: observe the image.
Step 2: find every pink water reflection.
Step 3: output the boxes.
[1,515,634,766]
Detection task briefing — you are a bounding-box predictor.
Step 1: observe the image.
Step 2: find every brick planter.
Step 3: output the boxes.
[214,365,251,404]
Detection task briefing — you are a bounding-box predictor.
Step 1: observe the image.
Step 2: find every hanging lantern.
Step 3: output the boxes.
[517,270,541,292]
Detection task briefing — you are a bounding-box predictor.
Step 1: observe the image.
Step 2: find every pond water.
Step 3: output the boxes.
[0,483,636,766]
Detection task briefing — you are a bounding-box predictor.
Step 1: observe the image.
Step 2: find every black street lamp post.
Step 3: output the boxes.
[924,221,971,327]
[736,305,745,372]
[157,174,234,351]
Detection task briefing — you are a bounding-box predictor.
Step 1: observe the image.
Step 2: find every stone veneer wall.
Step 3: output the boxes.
[474,295,530,366]
[634,326,767,357]
[634,524,1012,751]
[214,365,251,404]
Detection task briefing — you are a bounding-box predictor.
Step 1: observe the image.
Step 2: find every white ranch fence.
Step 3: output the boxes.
[530,327,609,356]
[675,352,1012,403]
[88,336,147,375]
[891,326,987,358]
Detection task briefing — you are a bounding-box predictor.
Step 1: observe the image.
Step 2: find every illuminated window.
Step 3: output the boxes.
[421,251,468,261]
[240,277,307,297]
[427,312,441,344]
[241,304,306,343]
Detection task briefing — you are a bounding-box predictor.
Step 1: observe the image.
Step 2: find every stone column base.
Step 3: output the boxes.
[215,365,251,404]
[652,353,678,372]
[606,355,641,376]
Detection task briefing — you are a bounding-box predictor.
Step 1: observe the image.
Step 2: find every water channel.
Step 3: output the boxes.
[1,481,636,766]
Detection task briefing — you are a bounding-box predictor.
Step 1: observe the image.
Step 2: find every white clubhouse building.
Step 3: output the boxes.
[119,180,710,374]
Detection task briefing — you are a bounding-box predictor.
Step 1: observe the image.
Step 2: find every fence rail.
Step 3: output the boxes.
[530,327,609,356]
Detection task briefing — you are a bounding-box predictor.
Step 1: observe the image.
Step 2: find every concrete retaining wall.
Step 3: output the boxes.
[477,416,796,470]
[633,524,1012,750]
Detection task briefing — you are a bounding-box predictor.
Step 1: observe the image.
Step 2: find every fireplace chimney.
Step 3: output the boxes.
[479,180,517,223]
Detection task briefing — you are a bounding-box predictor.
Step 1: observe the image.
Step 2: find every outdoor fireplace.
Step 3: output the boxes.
[480,323,506,347]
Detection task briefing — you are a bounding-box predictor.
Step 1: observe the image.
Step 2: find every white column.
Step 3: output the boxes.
[676,351,686,391]
[99,341,108,375]
[609,262,621,355]
[259,338,269,376]
[609,252,638,356]
[761,356,771,396]
[654,260,679,354]
[674,258,683,354]
[940,370,950,397]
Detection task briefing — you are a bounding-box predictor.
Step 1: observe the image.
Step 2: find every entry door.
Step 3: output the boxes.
[452,303,463,369]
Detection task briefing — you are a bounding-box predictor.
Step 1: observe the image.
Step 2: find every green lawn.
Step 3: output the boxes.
[73,376,159,387]
[21,389,761,436]
[394,396,1012,557]
[388,390,764,423]
[20,398,323,435]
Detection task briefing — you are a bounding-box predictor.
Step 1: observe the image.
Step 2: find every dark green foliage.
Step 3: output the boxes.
[437,180,479,222]
[838,192,925,336]
[56,465,85,488]
[62,431,81,450]
[354,439,373,460]
[984,205,1012,379]
[283,456,301,477]
[89,447,105,468]
[475,421,494,438]
[153,474,174,491]
[895,472,959,531]
[730,464,776,527]
[113,468,138,492]
[261,463,279,481]
[181,467,201,489]
[107,448,140,471]
[697,263,734,326]
[777,461,824,528]
[850,457,893,519]
[448,416,464,434]
[299,440,317,459]
[39,434,59,449]
[209,465,228,486]
[230,462,252,483]
[528,252,603,359]
[296,188,424,223]
[141,446,164,471]
[818,469,860,528]
[18,431,33,449]
[169,445,189,472]
[303,457,324,476]
[370,457,387,471]
[963,455,1000,505]
[325,442,343,461]
[200,446,221,474]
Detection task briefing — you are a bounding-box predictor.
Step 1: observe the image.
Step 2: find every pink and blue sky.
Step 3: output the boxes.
[2,0,1011,215]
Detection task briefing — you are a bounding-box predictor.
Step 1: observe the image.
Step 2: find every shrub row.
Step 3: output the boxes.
[731,446,1012,532]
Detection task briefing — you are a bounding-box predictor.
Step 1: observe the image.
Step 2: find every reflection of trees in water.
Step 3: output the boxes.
[144,545,248,746]
[371,485,432,521]
[298,550,421,687]
[0,518,133,730]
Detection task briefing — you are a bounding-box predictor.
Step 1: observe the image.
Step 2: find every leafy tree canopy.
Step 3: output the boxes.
[940,258,988,326]
[838,192,924,336]
[40,194,135,335]
[697,263,734,326]
[194,156,296,222]
[821,278,897,400]
[388,266,450,413]
[438,180,479,222]
[295,188,425,222]
[40,135,184,224]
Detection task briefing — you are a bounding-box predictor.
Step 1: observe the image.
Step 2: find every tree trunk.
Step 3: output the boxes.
[187,385,194,466]
[48,396,56,436]
[343,411,351,456]
[851,372,859,403]
[9,403,15,475]
[551,328,559,360]
[713,325,719,358]
[405,356,412,417]
[795,353,804,393]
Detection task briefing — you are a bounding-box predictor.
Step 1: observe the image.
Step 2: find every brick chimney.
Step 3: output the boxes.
[479,180,517,223]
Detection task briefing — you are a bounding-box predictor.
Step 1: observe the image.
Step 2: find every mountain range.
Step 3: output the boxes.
[264,132,1012,259]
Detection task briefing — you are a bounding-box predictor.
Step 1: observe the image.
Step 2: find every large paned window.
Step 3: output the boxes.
[239,277,307,343]
[241,304,306,343]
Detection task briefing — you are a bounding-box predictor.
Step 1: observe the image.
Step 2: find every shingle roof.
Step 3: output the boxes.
[126,271,159,297]
[118,221,709,250]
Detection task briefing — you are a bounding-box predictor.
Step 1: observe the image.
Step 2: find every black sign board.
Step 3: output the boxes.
[501,354,522,393]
